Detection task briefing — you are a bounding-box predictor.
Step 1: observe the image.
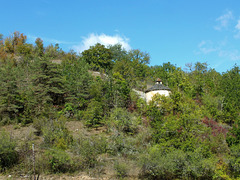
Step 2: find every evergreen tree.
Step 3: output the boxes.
[0,62,22,122]
[221,65,240,124]
[35,38,44,57]
[61,57,91,110]
[31,58,65,114]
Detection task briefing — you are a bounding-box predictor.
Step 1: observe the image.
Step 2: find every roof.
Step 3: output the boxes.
[156,78,162,82]
[145,83,171,93]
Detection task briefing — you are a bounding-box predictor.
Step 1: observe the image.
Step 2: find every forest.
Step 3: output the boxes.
[0,31,240,179]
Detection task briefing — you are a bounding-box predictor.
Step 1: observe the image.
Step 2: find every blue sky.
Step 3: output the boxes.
[1,0,240,72]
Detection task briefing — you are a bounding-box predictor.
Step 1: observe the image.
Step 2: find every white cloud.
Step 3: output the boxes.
[197,40,217,54]
[219,50,240,61]
[214,10,234,30]
[72,33,131,53]
[236,19,240,30]
[196,39,240,62]
[234,19,240,38]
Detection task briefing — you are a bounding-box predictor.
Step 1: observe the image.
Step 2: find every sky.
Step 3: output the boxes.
[1,0,240,72]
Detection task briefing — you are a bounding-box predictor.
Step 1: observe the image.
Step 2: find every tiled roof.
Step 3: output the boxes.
[145,83,171,93]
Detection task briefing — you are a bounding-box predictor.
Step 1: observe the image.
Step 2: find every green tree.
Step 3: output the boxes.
[150,62,177,86]
[228,144,240,177]
[128,49,150,81]
[61,57,91,111]
[108,44,128,63]
[82,43,113,71]
[226,117,240,146]
[111,72,130,108]
[204,68,222,96]
[190,62,209,98]
[112,55,134,86]
[3,31,32,57]
[218,65,240,124]
[31,58,65,113]
[84,99,104,128]
[112,48,151,89]
[35,38,44,57]
[45,43,64,59]
[0,62,22,122]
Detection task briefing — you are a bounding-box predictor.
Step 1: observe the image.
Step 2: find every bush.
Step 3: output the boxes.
[45,148,73,173]
[71,134,107,169]
[58,103,74,118]
[185,149,217,178]
[107,133,141,159]
[0,131,18,172]
[140,146,217,179]
[107,108,138,135]
[114,161,128,178]
[226,117,240,147]
[140,147,186,179]
[34,116,72,149]
[228,144,240,178]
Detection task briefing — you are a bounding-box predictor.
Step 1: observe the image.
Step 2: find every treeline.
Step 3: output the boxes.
[0,31,240,179]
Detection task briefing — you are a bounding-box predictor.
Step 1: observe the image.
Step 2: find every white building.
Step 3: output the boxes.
[145,78,171,103]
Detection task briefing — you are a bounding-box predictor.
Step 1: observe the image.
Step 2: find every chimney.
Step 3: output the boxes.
[156,78,162,84]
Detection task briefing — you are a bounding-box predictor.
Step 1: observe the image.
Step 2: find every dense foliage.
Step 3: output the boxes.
[0,31,239,179]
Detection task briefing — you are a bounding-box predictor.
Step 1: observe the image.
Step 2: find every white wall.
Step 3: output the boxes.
[145,90,170,103]
[132,89,146,99]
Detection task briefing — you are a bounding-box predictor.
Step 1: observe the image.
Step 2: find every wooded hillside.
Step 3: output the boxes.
[0,32,240,179]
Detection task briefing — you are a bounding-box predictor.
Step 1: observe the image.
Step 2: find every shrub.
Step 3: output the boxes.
[228,144,240,178]
[140,147,186,179]
[107,132,140,158]
[34,116,72,149]
[0,131,18,172]
[202,117,228,137]
[114,161,128,178]
[226,118,240,147]
[45,148,73,173]
[71,134,107,169]
[185,149,217,178]
[140,146,217,179]
[107,107,138,135]
[58,103,74,118]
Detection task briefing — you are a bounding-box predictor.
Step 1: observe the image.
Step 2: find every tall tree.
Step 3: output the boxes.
[0,34,7,61]
[189,62,209,98]
[35,38,44,57]
[221,65,240,124]
[150,62,177,86]
[128,49,150,81]
[108,44,128,63]
[61,57,91,110]
[45,43,64,59]
[82,43,113,71]
[0,62,22,121]
[32,58,65,113]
